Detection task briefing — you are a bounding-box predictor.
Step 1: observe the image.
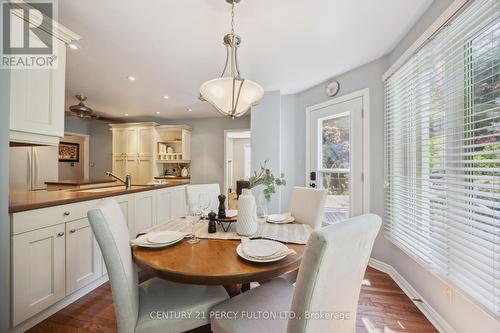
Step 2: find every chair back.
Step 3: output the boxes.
[87,199,139,333]
[186,183,220,212]
[288,214,382,333]
[288,187,327,230]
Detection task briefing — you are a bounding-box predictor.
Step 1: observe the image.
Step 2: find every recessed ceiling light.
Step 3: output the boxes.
[127,76,136,81]
[68,43,79,50]
[156,111,161,114]
[124,113,129,116]
[162,95,169,100]
[187,108,193,112]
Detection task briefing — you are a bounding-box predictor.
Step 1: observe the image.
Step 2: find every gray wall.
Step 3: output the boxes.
[251,91,282,213]
[160,117,251,191]
[0,68,10,331]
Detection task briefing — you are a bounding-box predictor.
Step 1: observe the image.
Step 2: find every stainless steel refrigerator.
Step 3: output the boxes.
[10,146,59,191]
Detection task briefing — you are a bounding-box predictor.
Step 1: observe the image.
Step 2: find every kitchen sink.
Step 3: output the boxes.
[75,186,129,193]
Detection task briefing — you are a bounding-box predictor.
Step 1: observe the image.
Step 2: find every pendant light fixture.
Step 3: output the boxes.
[200,0,264,118]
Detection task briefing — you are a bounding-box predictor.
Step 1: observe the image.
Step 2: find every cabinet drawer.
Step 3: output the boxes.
[11,200,100,235]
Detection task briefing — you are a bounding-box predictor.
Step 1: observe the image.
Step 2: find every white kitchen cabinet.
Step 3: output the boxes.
[112,156,126,179]
[156,187,173,225]
[114,194,135,239]
[172,185,188,219]
[125,157,139,181]
[137,156,154,185]
[125,128,138,155]
[9,26,71,146]
[112,128,126,156]
[66,218,102,295]
[12,224,66,326]
[138,127,155,156]
[134,191,157,236]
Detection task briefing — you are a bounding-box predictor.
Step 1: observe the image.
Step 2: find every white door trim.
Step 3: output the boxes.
[305,88,370,213]
[223,129,251,196]
[64,131,90,179]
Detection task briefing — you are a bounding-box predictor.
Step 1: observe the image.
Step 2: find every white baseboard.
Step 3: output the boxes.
[368,258,456,333]
[9,274,109,333]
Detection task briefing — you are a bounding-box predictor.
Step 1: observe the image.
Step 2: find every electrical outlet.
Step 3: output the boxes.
[443,284,453,302]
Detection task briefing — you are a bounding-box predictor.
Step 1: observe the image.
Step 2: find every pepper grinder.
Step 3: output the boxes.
[208,211,217,233]
[218,194,226,219]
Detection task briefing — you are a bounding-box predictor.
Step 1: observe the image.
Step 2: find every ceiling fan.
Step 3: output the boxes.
[66,95,115,122]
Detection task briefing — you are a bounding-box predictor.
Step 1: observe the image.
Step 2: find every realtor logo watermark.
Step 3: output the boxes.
[1,0,58,68]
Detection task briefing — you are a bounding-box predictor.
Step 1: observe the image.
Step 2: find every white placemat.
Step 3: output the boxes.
[140,217,312,244]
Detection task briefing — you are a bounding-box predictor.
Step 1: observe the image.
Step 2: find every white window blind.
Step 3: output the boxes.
[384,0,500,317]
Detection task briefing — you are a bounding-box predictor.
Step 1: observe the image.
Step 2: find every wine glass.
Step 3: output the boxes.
[199,192,211,218]
[186,205,201,244]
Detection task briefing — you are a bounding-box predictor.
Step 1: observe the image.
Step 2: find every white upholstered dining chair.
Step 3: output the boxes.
[87,199,228,333]
[210,214,382,333]
[288,186,327,230]
[186,183,220,212]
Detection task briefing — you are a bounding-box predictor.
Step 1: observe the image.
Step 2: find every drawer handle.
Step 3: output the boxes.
[69,229,77,234]
[57,232,65,237]
[63,211,71,216]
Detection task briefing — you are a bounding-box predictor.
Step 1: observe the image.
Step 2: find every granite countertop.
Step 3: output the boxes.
[45,179,117,185]
[9,179,190,213]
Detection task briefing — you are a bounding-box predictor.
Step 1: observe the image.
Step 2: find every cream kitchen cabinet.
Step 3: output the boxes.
[172,185,188,218]
[138,127,155,156]
[65,218,102,295]
[112,128,126,156]
[12,224,66,326]
[137,156,154,185]
[8,18,79,146]
[114,194,135,239]
[134,190,157,236]
[156,187,173,225]
[125,128,138,155]
[112,156,126,179]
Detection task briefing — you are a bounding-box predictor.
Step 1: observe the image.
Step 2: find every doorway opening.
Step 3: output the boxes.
[224,129,251,206]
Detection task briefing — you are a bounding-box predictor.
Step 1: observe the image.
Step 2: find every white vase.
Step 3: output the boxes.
[237,189,259,236]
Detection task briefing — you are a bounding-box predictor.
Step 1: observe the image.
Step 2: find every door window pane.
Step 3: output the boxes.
[321,115,350,169]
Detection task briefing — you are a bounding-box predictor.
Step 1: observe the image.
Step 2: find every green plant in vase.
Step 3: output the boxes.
[249,160,286,202]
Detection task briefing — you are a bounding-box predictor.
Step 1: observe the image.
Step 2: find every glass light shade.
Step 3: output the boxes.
[200,77,264,117]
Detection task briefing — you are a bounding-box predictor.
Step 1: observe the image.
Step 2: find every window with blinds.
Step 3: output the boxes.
[384,0,499,317]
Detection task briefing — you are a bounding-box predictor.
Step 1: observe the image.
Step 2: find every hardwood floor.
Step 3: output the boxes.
[28,267,437,333]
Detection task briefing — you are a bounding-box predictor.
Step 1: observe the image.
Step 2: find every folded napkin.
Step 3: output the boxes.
[241,238,296,259]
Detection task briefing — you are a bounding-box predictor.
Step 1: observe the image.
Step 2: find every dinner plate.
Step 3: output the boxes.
[266,216,295,224]
[146,231,185,244]
[236,243,288,263]
[241,239,288,258]
[226,209,238,218]
[267,214,287,222]
[131,234,184,248]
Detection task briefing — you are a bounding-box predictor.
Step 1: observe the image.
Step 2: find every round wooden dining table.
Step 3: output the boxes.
[132,238,305,287]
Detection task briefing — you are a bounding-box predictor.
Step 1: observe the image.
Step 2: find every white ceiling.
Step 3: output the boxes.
[59,0,433,119]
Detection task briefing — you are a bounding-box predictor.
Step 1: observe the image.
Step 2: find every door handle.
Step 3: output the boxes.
[69,229,76,234]
[309,182,316,188]
[57,232,65,237]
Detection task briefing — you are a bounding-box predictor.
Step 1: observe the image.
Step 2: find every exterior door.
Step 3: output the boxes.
[307,96,363,223]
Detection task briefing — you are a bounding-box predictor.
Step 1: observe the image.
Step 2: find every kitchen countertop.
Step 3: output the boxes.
[9,179,190,213]
[44,179,117,185]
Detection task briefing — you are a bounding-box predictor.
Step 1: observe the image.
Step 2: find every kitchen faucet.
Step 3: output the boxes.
[106,171,132,190]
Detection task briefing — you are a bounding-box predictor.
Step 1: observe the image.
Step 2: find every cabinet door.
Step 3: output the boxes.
[172,186,187,219]
[137,157,153,185]
[134,191,156,236]
[9,27,65,142]
[115,194,135,239]
[125,157,138,181]
[138,128,154,156]
[113,157,126,179]
[66,218,102,294]
[113,129,126,155]
[125,128,138,155]
[12,224,66,326]
[182,129,191,161]
[156,188,172,225]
